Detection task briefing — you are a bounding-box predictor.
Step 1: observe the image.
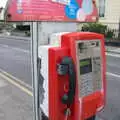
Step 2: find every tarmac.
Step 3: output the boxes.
[0,72,33,120]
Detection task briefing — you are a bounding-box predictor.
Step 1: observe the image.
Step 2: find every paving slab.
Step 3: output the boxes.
[0,75,33,120]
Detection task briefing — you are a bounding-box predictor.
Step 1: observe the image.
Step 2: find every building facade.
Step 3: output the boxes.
[97,0,120,30]
[0,7,4,21]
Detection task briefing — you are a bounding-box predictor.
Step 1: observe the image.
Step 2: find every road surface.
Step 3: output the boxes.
[99,55,120,120]
[0,36,120,120]
[0,36,32,86]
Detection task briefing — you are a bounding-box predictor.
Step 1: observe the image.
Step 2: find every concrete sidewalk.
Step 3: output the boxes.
[0,73,33,120]
[106,46,120,54]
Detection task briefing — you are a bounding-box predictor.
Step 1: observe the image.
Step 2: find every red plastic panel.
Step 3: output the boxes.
[49,47,70,120]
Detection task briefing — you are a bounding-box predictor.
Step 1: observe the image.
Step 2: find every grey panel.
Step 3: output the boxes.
[38,22,77,45]
[76,40,102,98]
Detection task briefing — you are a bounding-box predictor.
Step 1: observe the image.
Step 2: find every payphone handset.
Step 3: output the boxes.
[57,56,76,105]
[38,32,106,120]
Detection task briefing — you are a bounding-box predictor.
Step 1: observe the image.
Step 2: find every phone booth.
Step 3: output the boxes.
[5,0,106,120]
[39,32,106,120]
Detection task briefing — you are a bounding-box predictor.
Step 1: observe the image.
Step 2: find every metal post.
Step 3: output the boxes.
[31,22,41,120]
[118,17,120,39]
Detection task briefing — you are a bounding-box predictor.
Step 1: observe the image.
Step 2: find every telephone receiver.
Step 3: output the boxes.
[57,56,76,105]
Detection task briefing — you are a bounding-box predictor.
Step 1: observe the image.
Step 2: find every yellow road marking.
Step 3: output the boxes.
[0,68,32,89]
[0,72,33,96]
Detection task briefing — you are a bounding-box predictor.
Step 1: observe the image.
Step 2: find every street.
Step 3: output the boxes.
[0,36,32,86]
[99,55,120,120]
[0,36,120,120]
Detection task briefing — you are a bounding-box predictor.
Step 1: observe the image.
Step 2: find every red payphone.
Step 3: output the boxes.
[38,32,106,120]
[5,0,102,119]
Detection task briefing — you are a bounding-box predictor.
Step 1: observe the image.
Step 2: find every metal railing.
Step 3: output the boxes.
[101,22,120,40]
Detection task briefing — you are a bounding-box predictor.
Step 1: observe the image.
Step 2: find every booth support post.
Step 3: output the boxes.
[31,22,41,120]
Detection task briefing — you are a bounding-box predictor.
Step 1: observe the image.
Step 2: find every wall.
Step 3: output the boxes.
[98,0,120,29]
[0,8,4,21]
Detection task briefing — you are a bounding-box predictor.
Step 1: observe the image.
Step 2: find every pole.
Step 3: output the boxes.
[118,17,120,39]
[31,22,41,120]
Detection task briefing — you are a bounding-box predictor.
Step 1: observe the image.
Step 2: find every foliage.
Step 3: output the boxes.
[81,22,115,39]
[81,23,107,34]
[16,25,30,31]
[0,22,14,32]
[105,29,115,39]
[25,31,31,36]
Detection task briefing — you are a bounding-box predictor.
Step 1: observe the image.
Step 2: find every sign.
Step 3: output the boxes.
[6,0,98,22]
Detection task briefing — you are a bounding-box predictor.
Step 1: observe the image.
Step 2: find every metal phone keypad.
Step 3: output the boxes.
[76,40,102,98]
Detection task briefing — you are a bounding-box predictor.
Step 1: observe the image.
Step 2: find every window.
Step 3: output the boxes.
[99,0,105,17]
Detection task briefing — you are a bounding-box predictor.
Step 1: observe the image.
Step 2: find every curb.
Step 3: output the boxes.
[106,50,120,54]
[0,35,30,41]
[105,41,120,47]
